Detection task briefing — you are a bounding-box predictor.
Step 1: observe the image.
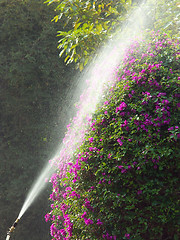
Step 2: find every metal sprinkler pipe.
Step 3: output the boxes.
[6,218,20,240]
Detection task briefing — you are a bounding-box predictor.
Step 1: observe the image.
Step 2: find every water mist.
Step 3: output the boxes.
[6,1,152,238]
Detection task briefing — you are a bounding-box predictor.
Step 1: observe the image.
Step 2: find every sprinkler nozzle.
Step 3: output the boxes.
[6,218,20,240]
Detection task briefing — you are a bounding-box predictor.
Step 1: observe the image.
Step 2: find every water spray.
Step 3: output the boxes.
[6,218,20,240]
[5,158,56,240]
[5,0,157,239]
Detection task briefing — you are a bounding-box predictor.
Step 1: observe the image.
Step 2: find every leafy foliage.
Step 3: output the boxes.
[47,31,180,240]
[45,0,132,70]
[153,0,180,36]
[45,0,180,70]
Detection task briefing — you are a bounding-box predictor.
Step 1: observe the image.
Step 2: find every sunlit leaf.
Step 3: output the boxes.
[79,62,84,71]
[65,55,70,63]
[96,24,103,33]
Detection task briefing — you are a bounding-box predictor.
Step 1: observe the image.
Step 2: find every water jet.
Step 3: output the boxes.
[5,0,160,238]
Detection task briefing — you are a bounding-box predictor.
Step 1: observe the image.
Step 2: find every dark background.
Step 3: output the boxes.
[0,0,79,239]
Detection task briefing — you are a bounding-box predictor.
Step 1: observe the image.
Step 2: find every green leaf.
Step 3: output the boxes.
[174,234,178,240]
[96,24,103,34]
[79,62,84,71]
[59,48,66,57]
[65,55,70,63]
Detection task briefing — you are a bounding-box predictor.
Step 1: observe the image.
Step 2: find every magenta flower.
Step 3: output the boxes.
[45,213,51,222]
[125,233,130,239]
[121,120,128,127]
[108,153,112,158]
[89,137,94,143]
[117,138,123,146]
[84,218,93,225]
[121,169,127,173]
[116,102,127,113]
[118,165,123,169]
[83,199,94,211]
[66,187,72,191]
[81,212,87,218]
[97,219,103,225]
[60,229,66,236]
[137,189,142,195]
[120,112,125,116]
[104,101,109,105]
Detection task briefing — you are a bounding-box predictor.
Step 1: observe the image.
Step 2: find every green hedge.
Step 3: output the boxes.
[47,31,180,240]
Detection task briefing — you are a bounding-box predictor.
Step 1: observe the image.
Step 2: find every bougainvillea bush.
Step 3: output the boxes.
[46,31,180,240]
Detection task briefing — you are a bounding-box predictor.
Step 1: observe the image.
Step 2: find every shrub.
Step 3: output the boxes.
[46,31,180,240]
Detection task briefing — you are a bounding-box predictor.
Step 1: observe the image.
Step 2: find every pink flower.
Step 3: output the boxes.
[117,139,123,146]
[118,165,123,169]
[45,213,51,222]
[97,219,103,225]
[116,102,127,113]
[66,187,72,191]
[60,229,66,236]
[89,137,94,143]
[168,127,174,131]
[121,120,128,127]
[125,233,130,239]
[83,199,94,211]
[104,101,109,105]
[137,189,142,195]
[81,212,87,218]
[84,218,93,225]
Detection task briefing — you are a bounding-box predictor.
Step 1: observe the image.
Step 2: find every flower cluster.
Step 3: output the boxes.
[46,31,179,240]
